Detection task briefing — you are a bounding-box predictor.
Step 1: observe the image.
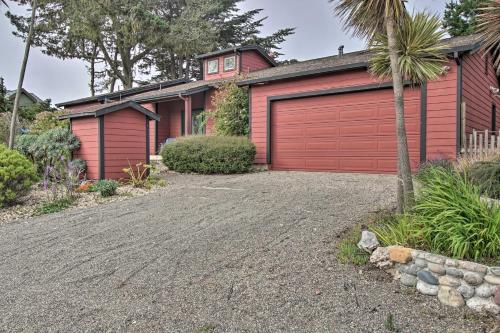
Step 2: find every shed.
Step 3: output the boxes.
[61,101,160,180]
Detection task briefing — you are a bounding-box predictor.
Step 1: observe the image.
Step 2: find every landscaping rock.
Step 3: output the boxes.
[357,231,379,253]
[438,275,461,288]
[417,270,439,285]
[445,267,464,278]
[417,280,439,296]
[475,283,493,298]
[484,274,500,285]
[457,284,475,300]
[388,247,412,264]
[438,286,465,308]
[458,261,488,274]
[466,297,500,315]
[401,273,417,287]
[463,272,484,286]
[494,287,500,306]
[427,262,446,275]
[445,259,458,267]
[369,247,392,269]
[489,267,500,276]
[425,253,446,265]
[415,258,427,268]
[398,263,420,276]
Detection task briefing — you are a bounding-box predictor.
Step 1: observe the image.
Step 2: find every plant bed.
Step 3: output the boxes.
[0,180,167,224]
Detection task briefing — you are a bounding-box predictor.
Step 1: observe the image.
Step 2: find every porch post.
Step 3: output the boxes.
[184,95,192,135]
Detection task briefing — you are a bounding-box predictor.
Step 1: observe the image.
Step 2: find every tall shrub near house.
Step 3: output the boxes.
[209,81,249,136]
[0,144,38,207]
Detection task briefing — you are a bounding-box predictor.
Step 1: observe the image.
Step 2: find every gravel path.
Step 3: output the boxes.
[0,172,494,332]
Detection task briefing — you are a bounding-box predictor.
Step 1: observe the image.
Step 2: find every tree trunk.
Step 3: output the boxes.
[8,0,37,149]
[89,43,98,96]
[385,12,415,210]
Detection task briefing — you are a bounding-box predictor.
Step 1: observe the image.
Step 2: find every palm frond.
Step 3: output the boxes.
[369,12,447,84]
[477,0,500,74]
[331,0,407,39]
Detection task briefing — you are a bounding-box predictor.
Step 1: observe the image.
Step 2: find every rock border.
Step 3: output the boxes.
[370,246,500,315]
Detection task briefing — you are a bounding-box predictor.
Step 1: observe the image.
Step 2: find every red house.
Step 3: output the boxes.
[58,35,499,179]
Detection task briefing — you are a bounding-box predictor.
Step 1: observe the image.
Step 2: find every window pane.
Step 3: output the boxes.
[224,56,236,71]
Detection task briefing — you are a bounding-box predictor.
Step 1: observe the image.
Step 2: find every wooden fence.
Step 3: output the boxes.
[462,129,500,156]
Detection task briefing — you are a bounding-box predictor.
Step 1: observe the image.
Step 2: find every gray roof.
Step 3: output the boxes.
[6,88,44,103]
[195,45,278,67]
[63,34,484,106]
[56,78,189,107]
[59,100,160,121]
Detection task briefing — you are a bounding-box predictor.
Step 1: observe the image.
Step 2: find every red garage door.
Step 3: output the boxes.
[271,88,421,173]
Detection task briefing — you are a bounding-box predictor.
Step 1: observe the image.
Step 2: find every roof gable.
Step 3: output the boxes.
[60,101,160,121]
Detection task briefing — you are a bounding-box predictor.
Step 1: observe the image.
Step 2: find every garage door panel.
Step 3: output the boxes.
[271,87,421,173]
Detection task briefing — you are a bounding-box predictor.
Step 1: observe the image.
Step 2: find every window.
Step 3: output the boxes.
[224,55,236,71]
[207,59,218,74]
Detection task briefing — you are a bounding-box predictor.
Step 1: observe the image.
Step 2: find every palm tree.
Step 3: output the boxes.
[478,0,500,74]
[332,0,429,211]
[8,0,38,149]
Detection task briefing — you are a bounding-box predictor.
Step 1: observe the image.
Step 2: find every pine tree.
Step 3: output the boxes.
[443,0,486,36]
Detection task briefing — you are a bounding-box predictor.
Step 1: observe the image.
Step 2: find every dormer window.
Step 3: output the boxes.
[207,59,218,74]
[224,55,236,72]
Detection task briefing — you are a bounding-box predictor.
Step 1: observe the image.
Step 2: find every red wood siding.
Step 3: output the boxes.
[251,63,459,170]
[103,108,147,180]
[462,52,499,134]
[204,54,240,80]
[425,60,459,160]
[241,50,272,74]
[168,100,184,138]
[271,87,421,173]
[141,103,156,155]
[205,90,215,135]
[72,117,99,180]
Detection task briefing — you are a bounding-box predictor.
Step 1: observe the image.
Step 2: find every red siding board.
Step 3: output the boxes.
[72,117,99,180]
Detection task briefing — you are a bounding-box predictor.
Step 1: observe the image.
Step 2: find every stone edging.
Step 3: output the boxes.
[370,246,500,315]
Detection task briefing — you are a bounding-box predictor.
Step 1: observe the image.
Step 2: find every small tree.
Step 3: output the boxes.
[443,0,486,37]
[0,78,11,113]
[478,0,500,74]
[208,81,249,137]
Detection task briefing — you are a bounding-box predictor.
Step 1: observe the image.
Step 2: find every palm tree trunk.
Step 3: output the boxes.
[385,12,415,210]
[8,0,37,149]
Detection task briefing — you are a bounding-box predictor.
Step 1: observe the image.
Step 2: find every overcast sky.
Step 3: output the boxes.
[0,0,447,104]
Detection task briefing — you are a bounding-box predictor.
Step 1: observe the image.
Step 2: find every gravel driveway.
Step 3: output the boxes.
[0,172,494,332]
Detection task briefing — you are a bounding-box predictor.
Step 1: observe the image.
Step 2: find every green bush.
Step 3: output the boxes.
[29,111,69,135]
[467,156,500,199]
[161,136,256,174]
[371,167,500,261]
[92,180,119,197]
[208,81,249,136]
[15,127,80,172]
[0,144,38,207]
[416,158,454,180]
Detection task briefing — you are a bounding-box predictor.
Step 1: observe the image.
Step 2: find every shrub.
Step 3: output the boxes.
[0,144,38,207]
[15,127,80,173]
[29,111,69,135]
[207,81,249,136]
[34,197,75,216]
[416,158,454,180]
[71,159,87,173]
[467,156,500,199]
[122,161,152,188]
[92,180,119,197]
[161,136,256,174]
[372,166,500,261]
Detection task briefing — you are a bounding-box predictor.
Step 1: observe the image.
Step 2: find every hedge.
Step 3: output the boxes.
[161,136,256,174]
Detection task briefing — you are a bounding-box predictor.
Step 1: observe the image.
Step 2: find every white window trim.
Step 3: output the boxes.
[224,55,236,72]
[207,59,219,74]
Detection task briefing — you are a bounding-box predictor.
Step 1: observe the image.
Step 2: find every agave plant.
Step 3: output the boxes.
[477,0,500,74]
[369,12,447,84]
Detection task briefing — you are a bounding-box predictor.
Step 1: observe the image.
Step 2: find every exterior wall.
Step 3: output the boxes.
[103,108,147,180]
[462,52,499,134]
[168,100,184,138]
[425,60,459,160]
[241,50,272,74]
[204,53,240,81]
[204,90,216,135]
[71,117,99,180]
[251,63,460,166]
[140,103,157,155]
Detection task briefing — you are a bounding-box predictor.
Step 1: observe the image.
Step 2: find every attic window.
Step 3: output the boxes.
[224,55,236,71]
[207,59,218,74]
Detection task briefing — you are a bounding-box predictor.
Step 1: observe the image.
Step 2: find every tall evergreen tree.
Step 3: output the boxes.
[443,0,486,36]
